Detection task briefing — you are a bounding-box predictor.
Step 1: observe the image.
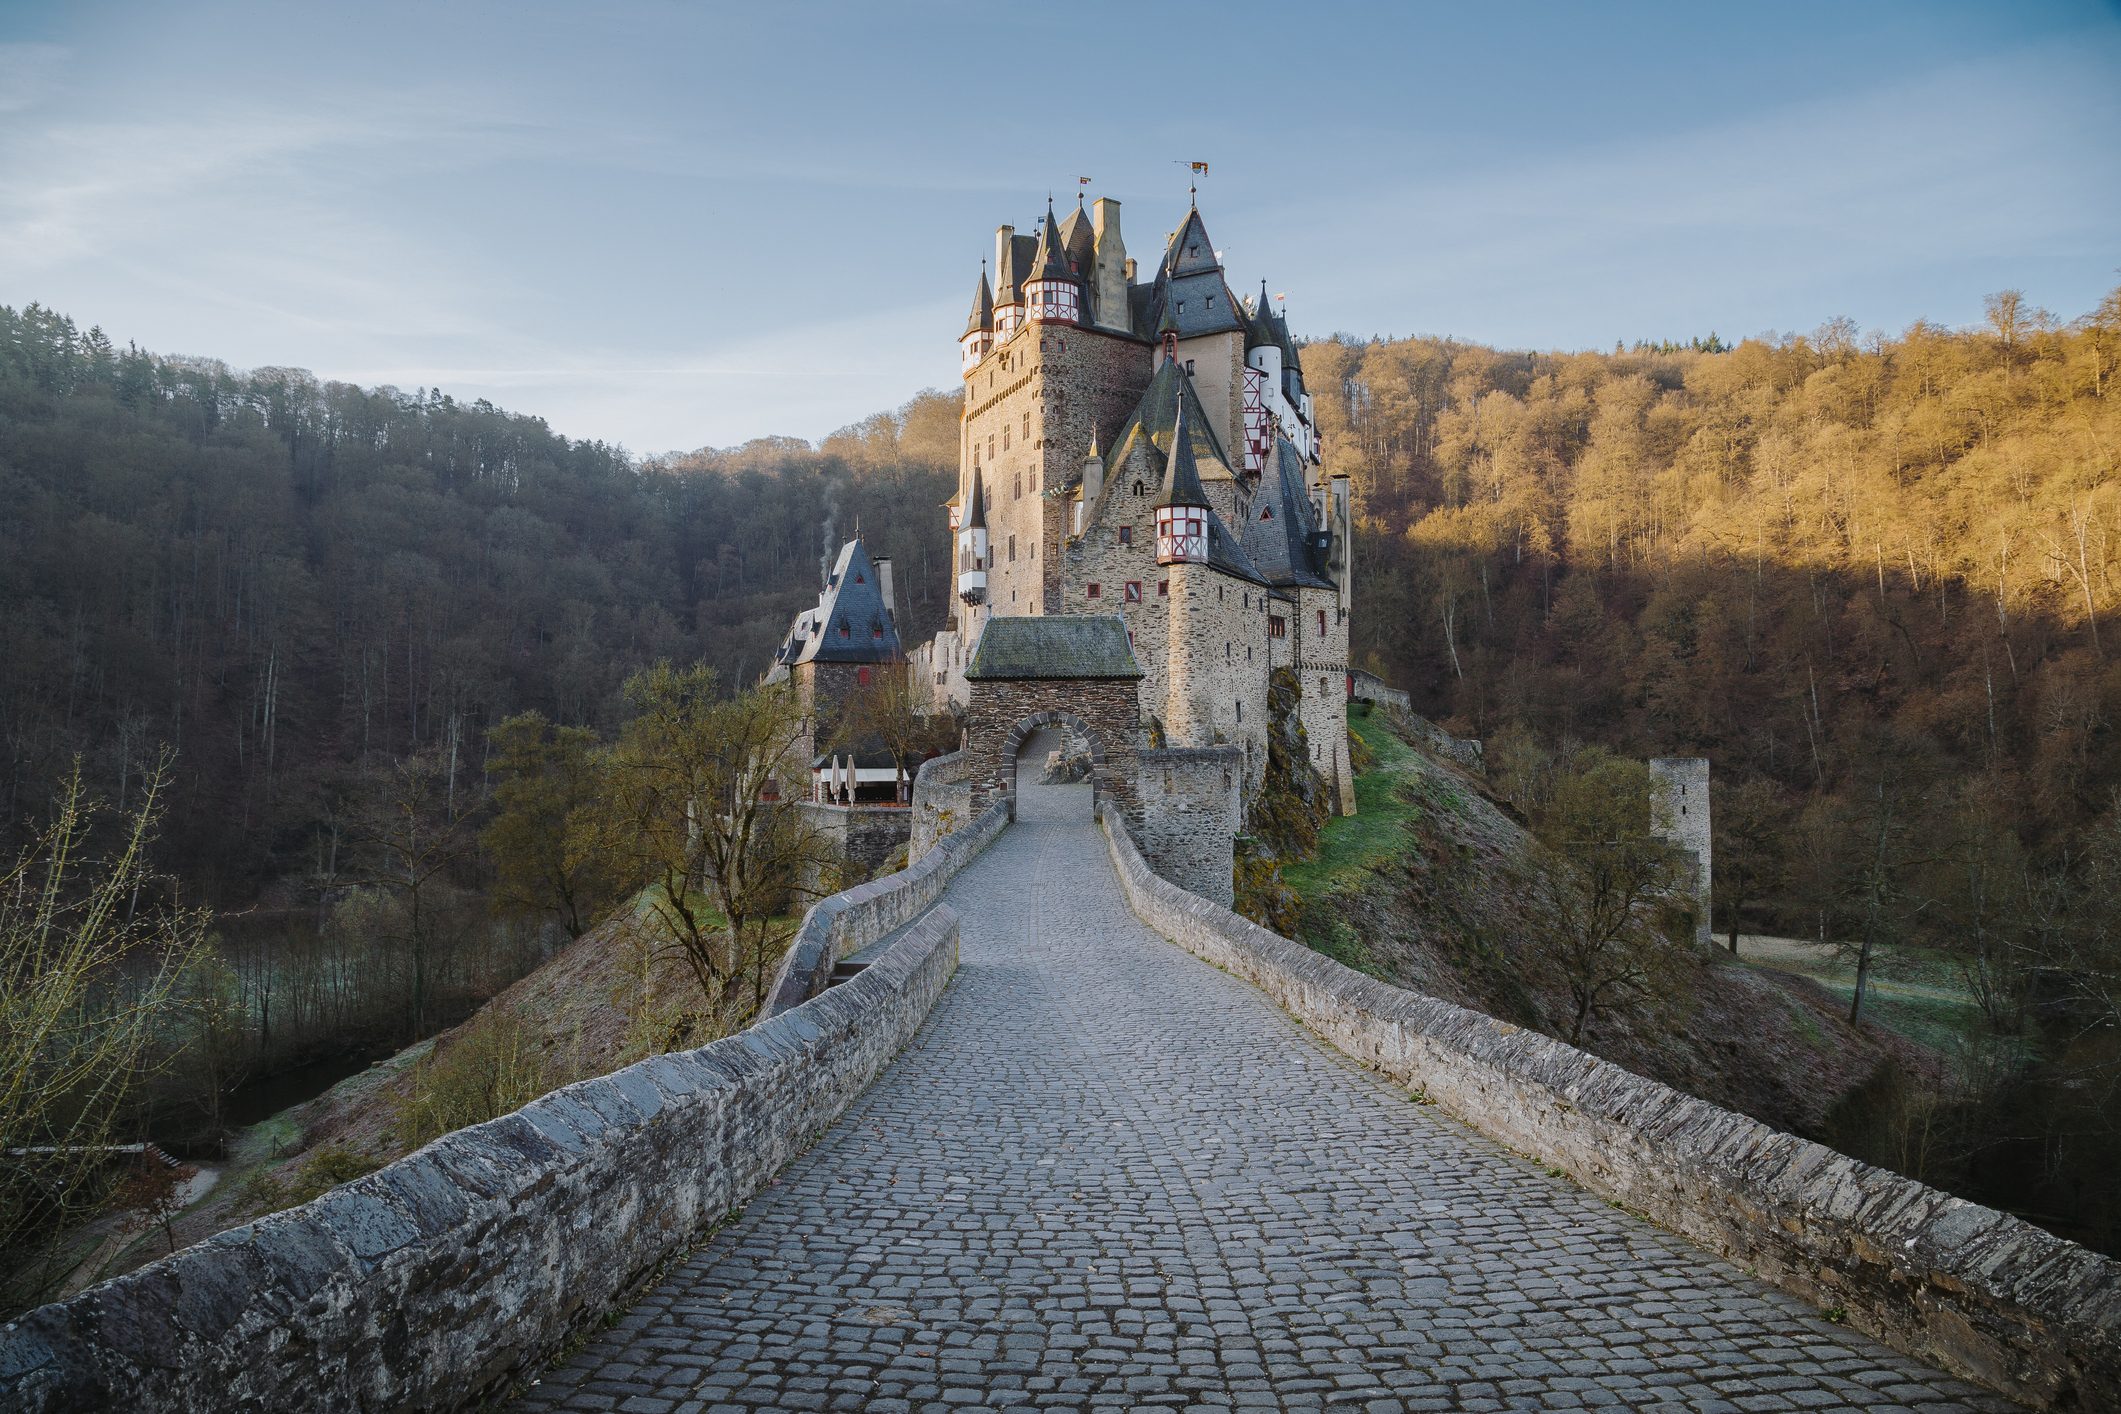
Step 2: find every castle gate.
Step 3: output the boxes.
[959,616,1142,823]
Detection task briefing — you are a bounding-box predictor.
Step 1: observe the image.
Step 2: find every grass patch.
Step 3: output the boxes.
[1741,945,1988,1054]
[1280,713,1422,898]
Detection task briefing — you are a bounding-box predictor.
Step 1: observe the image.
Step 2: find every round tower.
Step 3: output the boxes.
[956,466,989,605]
[961,265,995,375]
[1155,394,1214,745]
[1023,201,1080,326]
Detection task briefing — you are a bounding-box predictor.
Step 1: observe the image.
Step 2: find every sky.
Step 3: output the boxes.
[2,0,2117,455]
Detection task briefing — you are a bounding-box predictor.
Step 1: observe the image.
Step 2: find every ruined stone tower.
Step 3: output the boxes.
[1650,757,1713,945]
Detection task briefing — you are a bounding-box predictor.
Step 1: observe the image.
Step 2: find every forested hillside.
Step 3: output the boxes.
[0,303,956,902]
[1322,295,2121,860]
[1315,294,2121,1252]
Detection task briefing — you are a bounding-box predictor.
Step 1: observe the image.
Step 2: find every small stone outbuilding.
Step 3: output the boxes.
[962,615,1143,821]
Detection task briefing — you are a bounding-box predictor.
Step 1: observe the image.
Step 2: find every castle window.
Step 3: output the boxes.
[1133,480,1145,497]
[1186,359,1195,374]
[1124,581,1141,603]
[1022,413,1030,439]
[1246,645,1252,662]
[1261,506,1273,520]
[1087,582,1101,598]
[1269,616,1286,638]
[857,666,872,686]
[1320,676,1328,692]
[1118,525,1132,546]
[1014,472,1022,499]
[1218,585,1225,602]
[838,622,850,638]
[1236,701,1242,722]
[1157,579,1168,597]
[1003,427,1010,450]
[1177,301,1185,313]
[1009,535,1017,561]
[1318,609,1327,635]
[1225,643,1231,660]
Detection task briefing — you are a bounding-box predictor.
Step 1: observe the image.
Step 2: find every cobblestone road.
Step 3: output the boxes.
[520,781,2014,1414]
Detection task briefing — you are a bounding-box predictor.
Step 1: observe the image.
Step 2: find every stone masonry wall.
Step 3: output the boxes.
[1133,746,1241,906]
[764,796,1006,1019]
[791,801,913,895]
[1164,565,1271,794]
[909,749,975,860]
[1096,801,2121,1411]
[0,908,964,1414]
[962,675,1142,821]
[1651,756,1713,945]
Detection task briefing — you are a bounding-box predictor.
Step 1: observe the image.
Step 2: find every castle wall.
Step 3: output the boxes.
[1061,484,1171,726]
[961,322,1146,617]
[1133,745,1241,906]
[1163,565,1272,795]
[793,802,912,895]
[1292,585,1352,813]
[961,676,1142,822]
[1650,757,1713,944]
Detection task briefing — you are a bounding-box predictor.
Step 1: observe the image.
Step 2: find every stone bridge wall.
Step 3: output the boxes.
[1097,802,2120,1412]
[909,748,975,860]
[763,795,1006,1018]
[0,910,964,1413]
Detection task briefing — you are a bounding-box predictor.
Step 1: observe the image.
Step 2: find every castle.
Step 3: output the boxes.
[913,191,1357,813]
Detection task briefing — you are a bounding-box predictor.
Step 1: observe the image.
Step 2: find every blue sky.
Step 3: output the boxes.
[2,0,2116,454]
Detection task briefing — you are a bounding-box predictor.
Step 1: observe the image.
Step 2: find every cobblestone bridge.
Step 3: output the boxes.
[522,779,2014,1414]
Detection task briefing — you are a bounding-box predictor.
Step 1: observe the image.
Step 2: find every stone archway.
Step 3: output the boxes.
[960,615,1145,824]
[996,708,1104,806]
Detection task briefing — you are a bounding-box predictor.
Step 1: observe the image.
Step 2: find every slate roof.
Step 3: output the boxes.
[1058,199,1095,271]
[1031,204,1075,281]
[1151,394,1211,511]
[996,232,1039,304]
[1104,356,1232,481]
[1239,435,1335,591]
[964,269,994,337]
[777,538,902,666]
[964,614,1144,681]
[965,466,987,530]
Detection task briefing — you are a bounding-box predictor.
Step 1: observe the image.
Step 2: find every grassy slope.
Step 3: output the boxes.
[1287,707,1942,1141]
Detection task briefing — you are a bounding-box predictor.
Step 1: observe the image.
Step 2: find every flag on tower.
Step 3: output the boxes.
[1188,161,1209,175]
[1077,175,1092,186]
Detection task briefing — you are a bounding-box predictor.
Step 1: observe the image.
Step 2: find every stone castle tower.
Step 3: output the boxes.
[912,192,1357,811]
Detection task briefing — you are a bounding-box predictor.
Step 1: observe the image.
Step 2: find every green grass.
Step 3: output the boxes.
[1280,712,1421,898]
[1741,945,1989,1054]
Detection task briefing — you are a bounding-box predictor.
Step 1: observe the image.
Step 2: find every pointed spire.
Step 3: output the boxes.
[1156,299,1180,339]
[964,264,995,337]
[1083,430,1101,462]
[1152,392,1211,511]
[965,465,987,530]
[1032,201,1074,280]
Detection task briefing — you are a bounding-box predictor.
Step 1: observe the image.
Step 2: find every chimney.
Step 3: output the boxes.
[875,556,897,628]
[1091,198,1130,333]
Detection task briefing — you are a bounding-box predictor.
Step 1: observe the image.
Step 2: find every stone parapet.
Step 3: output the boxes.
[763,795,1005,1019]
[0,906,963,1413]
[910,749,975,859]
[1096,801,2120,1411]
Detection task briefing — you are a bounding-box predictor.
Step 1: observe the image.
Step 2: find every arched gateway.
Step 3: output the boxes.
[960,615,1143,821]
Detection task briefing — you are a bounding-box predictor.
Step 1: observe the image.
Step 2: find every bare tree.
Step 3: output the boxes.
[578,665,832,1024]
[0,758,210,1315]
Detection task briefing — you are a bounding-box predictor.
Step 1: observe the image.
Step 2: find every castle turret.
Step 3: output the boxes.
[1156,395,1214,745]
[1154,396,1210,565]
[1023,202,1081,326]
[961,266,995,374]
[957,466,989,605]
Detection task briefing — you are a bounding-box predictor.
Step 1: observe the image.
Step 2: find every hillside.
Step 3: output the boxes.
[1290,706,1939,1144]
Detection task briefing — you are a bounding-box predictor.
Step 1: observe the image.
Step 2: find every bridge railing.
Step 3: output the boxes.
[762,793,1006,1019]
[1097,801,2120,1412]
[0,906,964,1413]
